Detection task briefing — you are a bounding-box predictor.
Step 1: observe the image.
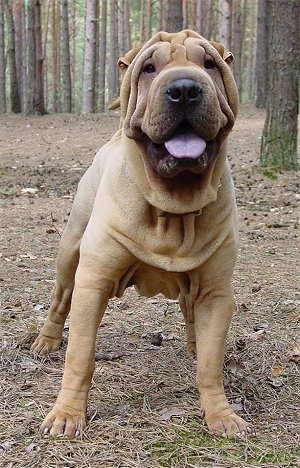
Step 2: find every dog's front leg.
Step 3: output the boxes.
[41,280,111,437]
[194,286,251,438]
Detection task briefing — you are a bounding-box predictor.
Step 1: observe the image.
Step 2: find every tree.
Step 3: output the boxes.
[12,0,24,111]
[165,0,183,32]
[61,0,72,112]
[3,0,21,112]
[99,0,107,112]
[0,0,6,113]
[256,0,268,108]
[260,0,299,170]
[107,0,118,103]
[220,0,232,49]
[82,0,98,113]
[26,0,47,115]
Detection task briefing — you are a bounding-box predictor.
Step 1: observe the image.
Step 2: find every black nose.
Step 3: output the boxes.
[166,79,202,107]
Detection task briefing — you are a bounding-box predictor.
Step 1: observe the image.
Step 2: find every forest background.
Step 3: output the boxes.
[0,0,278,115]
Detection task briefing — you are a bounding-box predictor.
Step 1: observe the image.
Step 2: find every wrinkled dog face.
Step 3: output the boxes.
[121,31,237,179]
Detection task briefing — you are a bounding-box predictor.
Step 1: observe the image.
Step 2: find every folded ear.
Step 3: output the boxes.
[109,46,143,110]
[118,45,143,73]
[209,40,234,65]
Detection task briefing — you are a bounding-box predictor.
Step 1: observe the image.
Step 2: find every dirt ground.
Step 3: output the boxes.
[0,106,299,468]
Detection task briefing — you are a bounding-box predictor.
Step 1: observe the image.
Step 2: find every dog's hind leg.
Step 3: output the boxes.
[31,168,98,355]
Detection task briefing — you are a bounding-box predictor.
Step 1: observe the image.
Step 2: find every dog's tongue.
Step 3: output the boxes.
[165,132,207,159]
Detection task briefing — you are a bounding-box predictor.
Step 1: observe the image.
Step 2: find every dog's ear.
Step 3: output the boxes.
[209,40,234,65]
[118,45,143,72]
[109,46,143,110]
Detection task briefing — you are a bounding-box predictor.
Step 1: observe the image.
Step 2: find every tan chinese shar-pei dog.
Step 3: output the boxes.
[32,30,251,439]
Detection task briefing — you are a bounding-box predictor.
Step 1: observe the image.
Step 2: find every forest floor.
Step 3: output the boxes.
[0,106,299,468]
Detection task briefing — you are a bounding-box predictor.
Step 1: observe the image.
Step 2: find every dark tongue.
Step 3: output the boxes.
[165,131,207,159]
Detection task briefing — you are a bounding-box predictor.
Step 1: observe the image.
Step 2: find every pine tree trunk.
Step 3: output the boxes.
[33,0,47,114]
[123,0,131,51]
[247,0,256,102]
[3,0,21,112]
[260,0,299,170]
[26,0,35,113]
[145,0,152,40]
[61,0,72,112]
[0,0,6,113]
[256,0,268,108]
[52,0,59,112]
[82,0,97,113]
[70,0,76,110]
[12,0,24,111]
[166,0,182,32]
[99,0,107,112]
[220,0,232,49]
[231,0,243,95]
[107,0,118,103]
[201,0,213,39]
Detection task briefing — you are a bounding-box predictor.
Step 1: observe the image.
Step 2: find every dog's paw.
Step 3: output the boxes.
[31,334,62,355]
[205,410,251,439]
[41,407,86,437]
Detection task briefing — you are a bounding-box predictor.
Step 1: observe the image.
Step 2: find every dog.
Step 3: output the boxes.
[31,30,251,439]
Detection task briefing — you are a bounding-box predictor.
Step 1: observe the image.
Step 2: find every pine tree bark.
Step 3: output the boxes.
[231,0,244,95]
[165,0,182,32]
[256,0,268,108]
[107,0,118,103]
[99,0,107,112]
[82,0,97,113]
[260,0,299,169]
[61,0,72,112]
[3,0,21,112]
[220,0,232,49]
[12,0,24,111]
[0,0,6,113]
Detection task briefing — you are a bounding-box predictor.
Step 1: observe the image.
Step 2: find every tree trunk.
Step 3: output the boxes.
[51,0,59,112]
[99,0,107,112]
[140,0,146,42]
[70,0,76,110]
[256,0,268,108]
[61,0,72,112]
[107,0,118,103]
[201,0,213,39]
[3,0,21,112]
[145,0,152,40]
[12,0,24,111]
[220,0,232,49]
[34,0,47,114]
[82,0,97,113]
[247,0,256,102]
[123,0,131,51]
[231,0,243,95]
[260,0,299,170]
[0,0,6,113]
[165,0,183,32]
[26,0,47,115]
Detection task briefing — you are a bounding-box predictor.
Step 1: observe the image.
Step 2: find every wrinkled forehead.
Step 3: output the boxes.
[150,38,206,67]
[138,38,213,67]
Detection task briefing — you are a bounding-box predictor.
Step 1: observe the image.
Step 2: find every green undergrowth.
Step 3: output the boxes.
[149,417,296,467]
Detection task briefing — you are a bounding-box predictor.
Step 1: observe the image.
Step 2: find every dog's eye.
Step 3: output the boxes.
[204,59,215,70]
[143,64,156,74]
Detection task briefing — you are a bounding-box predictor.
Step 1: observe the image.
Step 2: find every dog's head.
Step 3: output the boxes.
[119,30,238,213]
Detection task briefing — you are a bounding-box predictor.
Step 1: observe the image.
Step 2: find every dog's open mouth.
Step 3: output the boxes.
[142,123,217,178]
